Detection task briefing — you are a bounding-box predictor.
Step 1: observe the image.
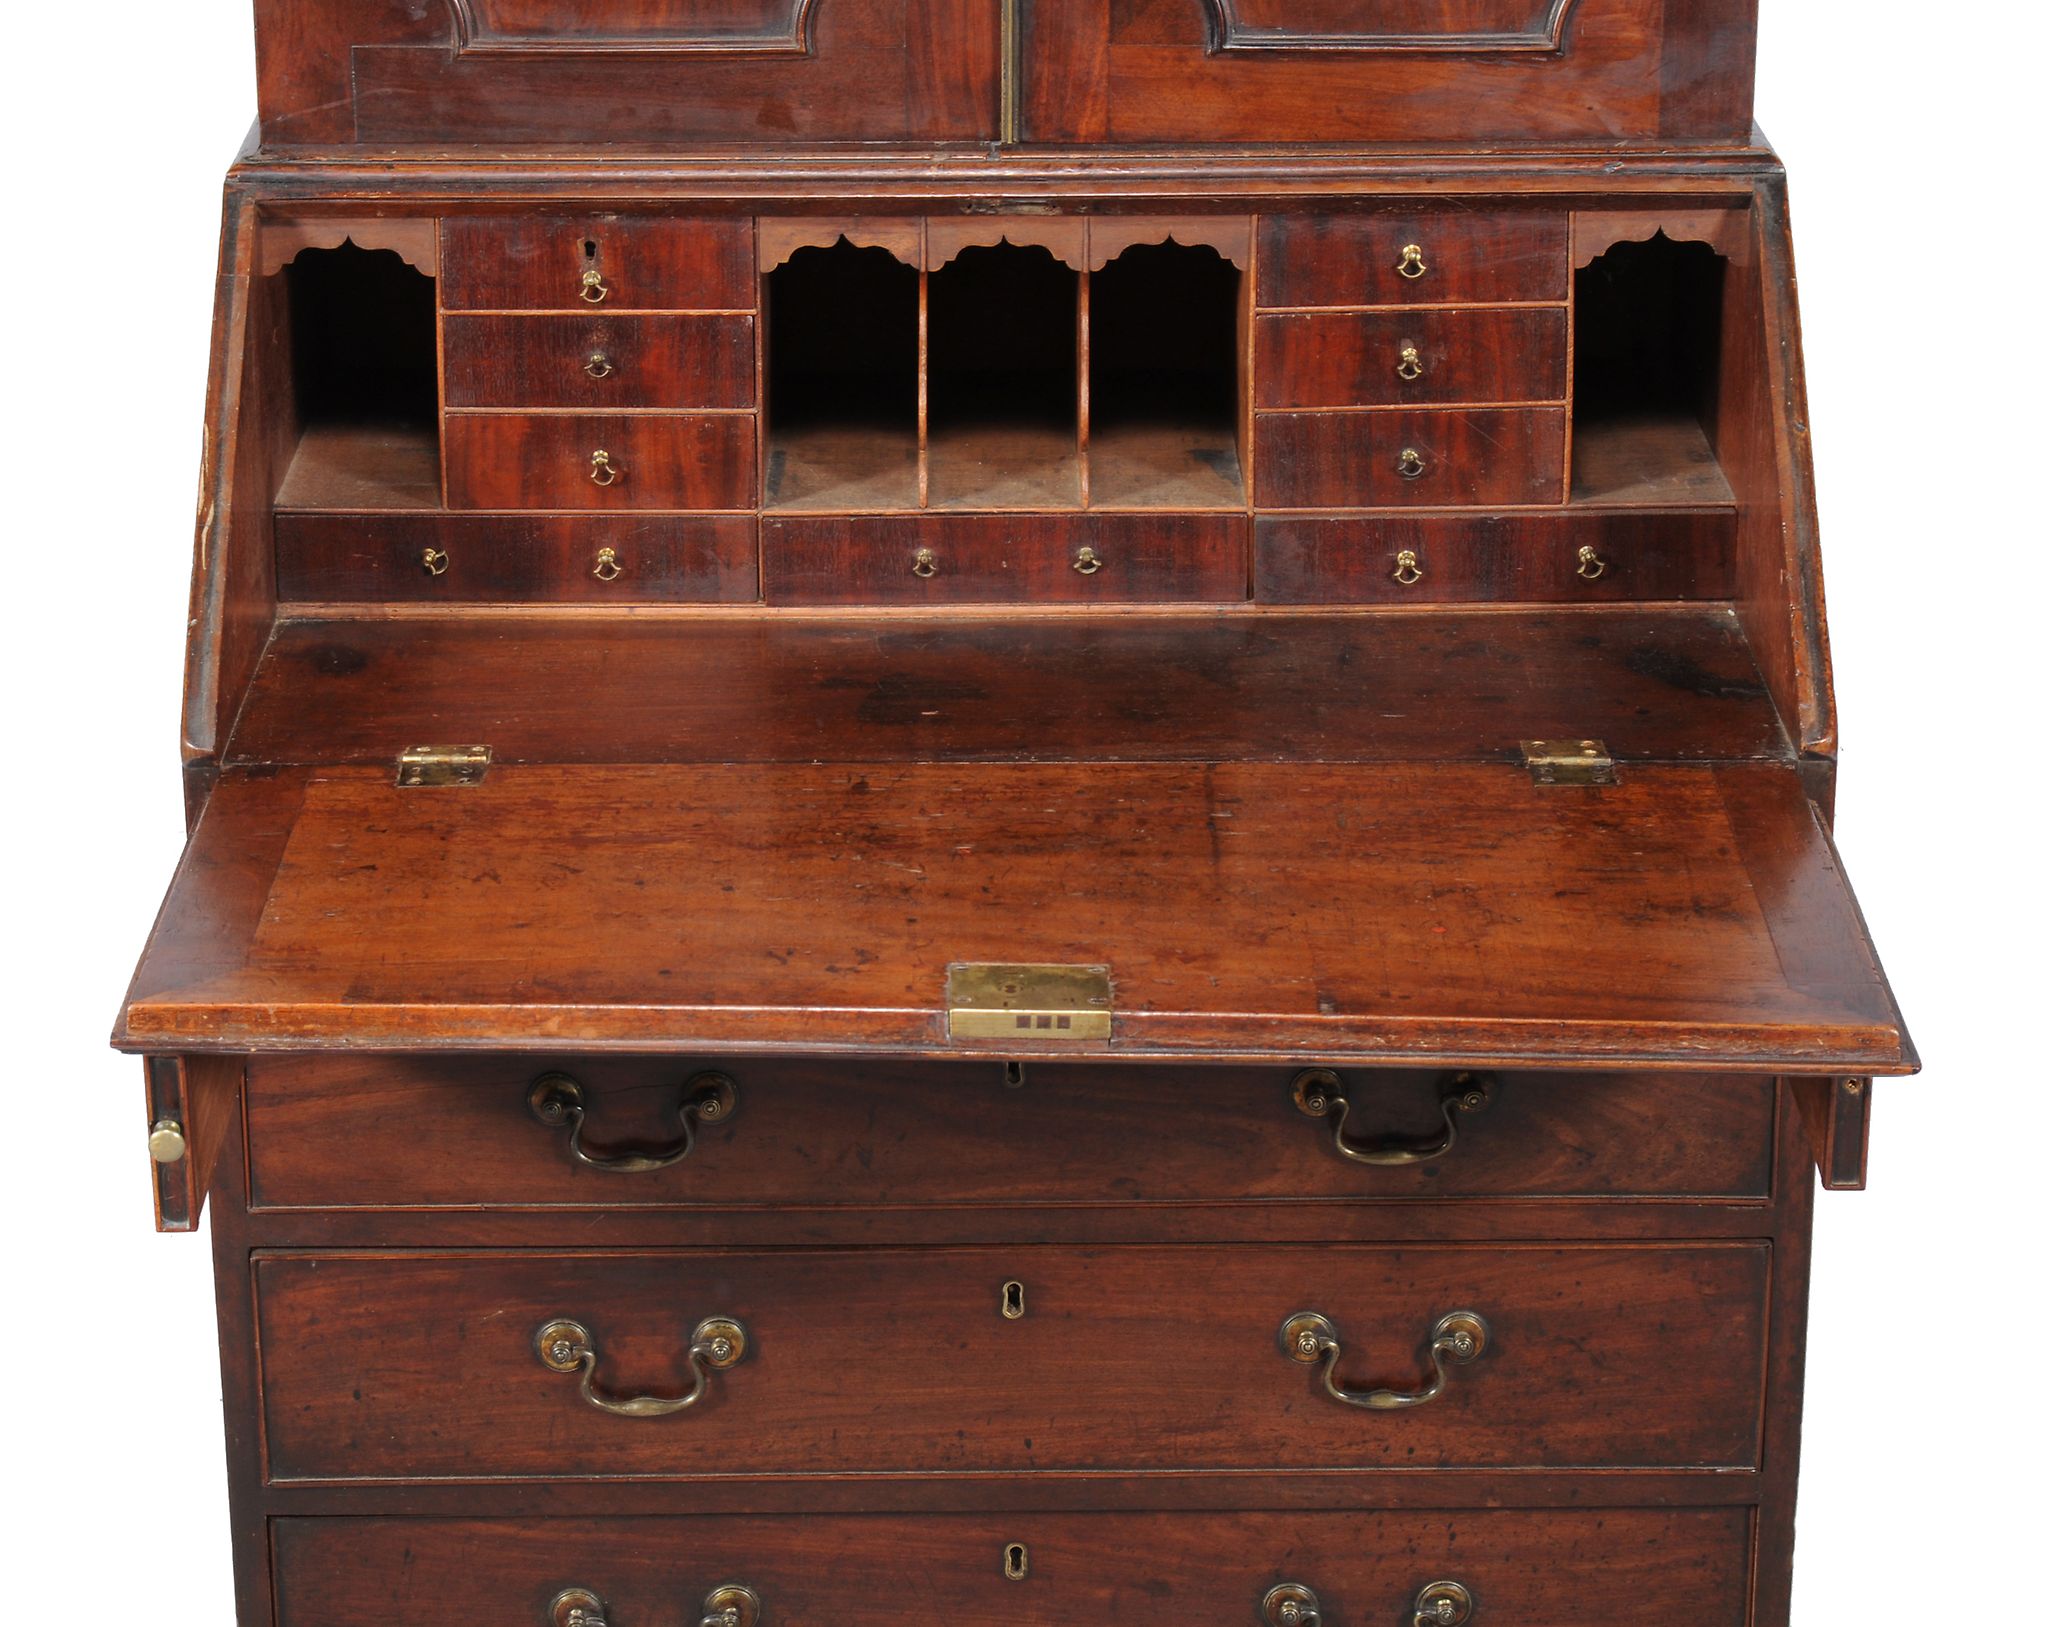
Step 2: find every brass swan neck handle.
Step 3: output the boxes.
[1291,1069,1493,1166]
[1281,1310,1491,1410]
[528,1070,737,1173]
[535,1315,749,1419]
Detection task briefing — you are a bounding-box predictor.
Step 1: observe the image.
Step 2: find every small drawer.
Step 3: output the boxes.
[443,313,756,410]
[1255,307,1568,409]
[256,1242,1769,1480]
[444,413,756,510]
[1255,511,1738,604]
[274,514,759,604]
[1255,408,1566,508]
[440,216,755,311]
[245,1059,1776,1211]
[1258,212,1570,308]
[760,515,1248,605]
[275,1509,1752,1626]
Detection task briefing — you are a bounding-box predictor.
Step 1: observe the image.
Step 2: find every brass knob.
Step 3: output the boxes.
[1414,1580,1474,1626]
[1396,344,1424,381]
[592,547,624,583]
[1393,549,1423,586]
[148,1118,188,1165]
[912,547,939,579]
[1072,546,1103,576]
[422,547,450,577]
[585,351,614,380]
[590,450,624,487]
[550,1588,609,1627]
[1397,447,1428,480]
[580,269,611,304]
[1262,1583,1323,1627]
[1575,544,1607,580]
[701,1584,762,1627]
[1397,243,1428,280]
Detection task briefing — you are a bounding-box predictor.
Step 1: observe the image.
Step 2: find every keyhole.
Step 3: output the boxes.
[582,238,598,261]
[1003,1543,1030,1581]
[1003,1061,1027,1089]
[1001,1280,1026,1320]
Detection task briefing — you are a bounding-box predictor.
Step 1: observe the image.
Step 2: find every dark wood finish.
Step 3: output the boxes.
[275,426,442,512]
[145,1055,240,1232]
[273,1508,1753,1624]
[246,1060,1776,1210]
[761,515,1247,605]
[440,217,755,313]
[443,413,756,511]
[1258,213,1570,309]
[443,314,756,410]
[1256,408,1567,508]
[1256,307,1568,409]
[1255,511,1735,603]
[1791,1075,1873,1192]
[275,514,760,603]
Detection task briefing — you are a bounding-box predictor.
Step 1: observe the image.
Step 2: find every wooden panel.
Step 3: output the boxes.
[1215,1,1583,49]
[440,217,754,312]
[458,0,816,47]
[1256,409,1566,508]
[223,610,1795,769]
[444,414,755,510]
[275,514,759,604]
[1258,213,1569,308]
[761,516,1247,605]
[1255,511,1735,604]
[273,1509,1753,1624]
[255,1244,1769,1479]
[144,1055,241,1233]
[1255,307,1567,409]
[118,760,1911,1069]
[443,314,755,409]
[246,1061,1776,1210]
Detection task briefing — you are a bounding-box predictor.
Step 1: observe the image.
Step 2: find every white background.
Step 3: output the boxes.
[1,4,2041,1618]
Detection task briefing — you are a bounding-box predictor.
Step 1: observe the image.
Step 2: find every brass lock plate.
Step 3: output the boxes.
[947,963,1113,1041]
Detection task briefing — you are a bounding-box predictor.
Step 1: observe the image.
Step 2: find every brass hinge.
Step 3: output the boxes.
[396,744,492,787]
[1520,739,1617,787]
[947,963,1113,1041]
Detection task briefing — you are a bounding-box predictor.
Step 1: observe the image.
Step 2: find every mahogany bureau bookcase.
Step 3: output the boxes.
[116,4,1915,1623]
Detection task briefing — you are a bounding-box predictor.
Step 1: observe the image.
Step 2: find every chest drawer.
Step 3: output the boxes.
[444,413,756,510]
[245,1059,1776,1211]
[443,314,756,410]
[275,1508,1752,1625]
[1256,408,1567,508]
[441,217,755,312]
[255,1243,1768,1481]
[1255,307,1568,409]
[1258,213,1570,308]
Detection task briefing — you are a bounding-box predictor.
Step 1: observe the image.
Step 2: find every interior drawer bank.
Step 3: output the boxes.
[255,1243,1768,1481]
[275,1508,1753,1626]
[244,1059,1776,1210]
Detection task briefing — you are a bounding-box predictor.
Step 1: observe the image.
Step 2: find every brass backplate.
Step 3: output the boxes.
[947,963,1113,1041]
[396,744,492,787]
[1520,738,1618,786]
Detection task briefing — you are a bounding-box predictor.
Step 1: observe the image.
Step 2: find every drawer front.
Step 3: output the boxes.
[1256,409,1566,508]
[443,314,756,410]
[441,217,755,312]
[444,413,756,510]
[760,515,1249,605]
[246,1060,1775,1210]
[1255,307,1568,409]
[275,1509,1753,1626]
[274,514,760,604]
[1258,214,1570,308]
[1255,512,1738,604]
[256,1244,1768,1479]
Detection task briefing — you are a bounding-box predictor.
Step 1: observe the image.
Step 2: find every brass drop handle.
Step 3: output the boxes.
[1414,1581,1475,1626]
[1072,545,1103,576]
[1262,1583,1322,1627]
[1393,549,1424,586]
[593,546,624,583]
[1397,447,1428,480]
[590,450,625,487]
[1281,1309,1491,1411]
[912,547,939,579]
[581,268,611,304]
[535,1315,749,1418]
[1396,344,1424,381]
[586,351,615,379]
[550,1587,610,1627]
[1575,544,1607,580]
[422,547,450,577]
[1397,243,1429,280]
[1291,1069,1492,1166]
[701,1584,764,1627]
[528,1070,737,1173]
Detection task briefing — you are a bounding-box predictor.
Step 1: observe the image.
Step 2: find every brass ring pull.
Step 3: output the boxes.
[1413,1581,1475,1626]
[535,1314,749,1418]
[1397,447,1428,480]
[1396,344,1424,381]
[422,547,450,578]
[528,1070,737,1173]
[1281,1309,1490,1411]
[701,1584,764,1627]
[1072,545,1103,576]
[590,450,624,487]
[1291,1069,1492,1166]
[1262,1583,1323,1627]
[593,546,624,583]
[1397,243,1428,279]
[585,351,615,380]
[1575,544,1607,581]
[1393,549,1424,586]
[911,547,939,579]
[581,269,611,304]
[550,1588,610,1627]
